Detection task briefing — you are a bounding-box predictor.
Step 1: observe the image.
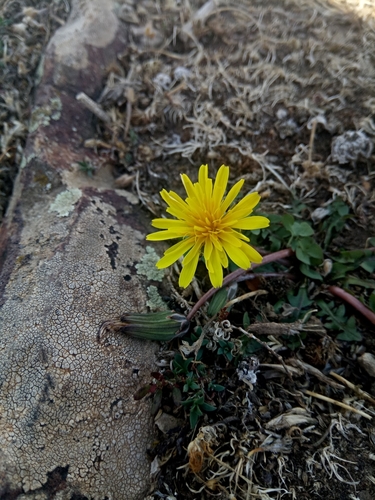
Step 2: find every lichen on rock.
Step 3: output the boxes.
[146,285,168,311]
[136,246,165,282]
[29,96,62,133]
[49,188,82,217]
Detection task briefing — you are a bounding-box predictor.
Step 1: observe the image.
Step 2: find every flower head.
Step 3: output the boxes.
[147,164,270,288]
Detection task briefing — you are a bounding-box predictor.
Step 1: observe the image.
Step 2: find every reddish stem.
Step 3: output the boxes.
[186,248,295,321]
[328,285,375,326]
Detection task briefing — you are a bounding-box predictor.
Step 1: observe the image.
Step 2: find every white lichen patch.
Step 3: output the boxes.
[49,188,82,217]
[20,152,37,169]
[146,285,167,311]
[136,246,165,281]
[29,97,62,133]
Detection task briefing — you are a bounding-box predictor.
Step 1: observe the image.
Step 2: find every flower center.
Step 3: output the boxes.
[195,211,223,237]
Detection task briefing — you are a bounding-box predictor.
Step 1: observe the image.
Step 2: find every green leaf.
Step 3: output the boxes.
[189,405,202,428]
[361,258,375,273]
[200,402,216,412]
[317,300,361,341]
[173,354,192,375]
[336,325,362,341]
[287,286,313,310]
[243,311,250,329]
[296,245,311,265]
[210,384,225,392]
[344,276,375,289]
[306,241,324,260]
[295,238,323,265]
[335,249,373,264]
[336,201,350,217]
[321,199,351,248]
[369,292,375,313]
[183,373,200,392]
[269,235,282,251]
[286,336,302,350]
[283,286,314,322]
[240,336,263,355]
[330,262,357,280]
[207,288,229,316]
[300,263,323,281]
[290,222,314,237]
[282,214,294,232]
[218,339,234,361]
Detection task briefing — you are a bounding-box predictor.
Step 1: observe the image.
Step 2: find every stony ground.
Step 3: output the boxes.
[1,1,375,499]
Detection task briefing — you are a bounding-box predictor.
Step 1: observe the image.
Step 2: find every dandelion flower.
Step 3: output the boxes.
[147,164,270,288]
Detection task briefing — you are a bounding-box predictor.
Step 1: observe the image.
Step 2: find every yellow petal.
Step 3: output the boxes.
[210,234,224,252]
[219,250,228,268]
[161,189,189,212]
[182,240,202,266]
[231,216,270,230]
[166,206,191,220]
[206,247,223,288]
[220,179,244,214]
[212,165,229,206]
[203,238,213,262]
[152,218,190,230]
[195,179,212,207]
[240,243,263,264]
[208,268,223,288]
[156,238,195,268]
[198,164,213,201]
[179,251,200,287]
[221,241,251,269]
[164,236,194,255]
[147,230,185,241]
[198,164,208,184]
[185,196,200,214]
[218,230,242,247]
[225,192,260,220]
[181,173,196,199]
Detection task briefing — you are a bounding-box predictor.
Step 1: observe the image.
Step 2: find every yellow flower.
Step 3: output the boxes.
[146,164,270,288]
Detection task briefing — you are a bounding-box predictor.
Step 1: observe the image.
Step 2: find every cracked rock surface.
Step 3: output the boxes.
[0,1,157,498]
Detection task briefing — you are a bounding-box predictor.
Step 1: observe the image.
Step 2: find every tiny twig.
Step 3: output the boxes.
[224,289,268,309]
[302,389,372,420]
[186,248,295,321]
[76,92,112,123]
[307,118,318,165]
[124,87,135,139]
[328,285,375,326]
[236,326,293,382]
[290,359,345,390]
[166,80,187,98]
[329,371,375,407]
[259,363,302,377]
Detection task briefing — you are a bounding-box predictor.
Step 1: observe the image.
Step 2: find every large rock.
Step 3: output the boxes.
[0,1,157,498]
